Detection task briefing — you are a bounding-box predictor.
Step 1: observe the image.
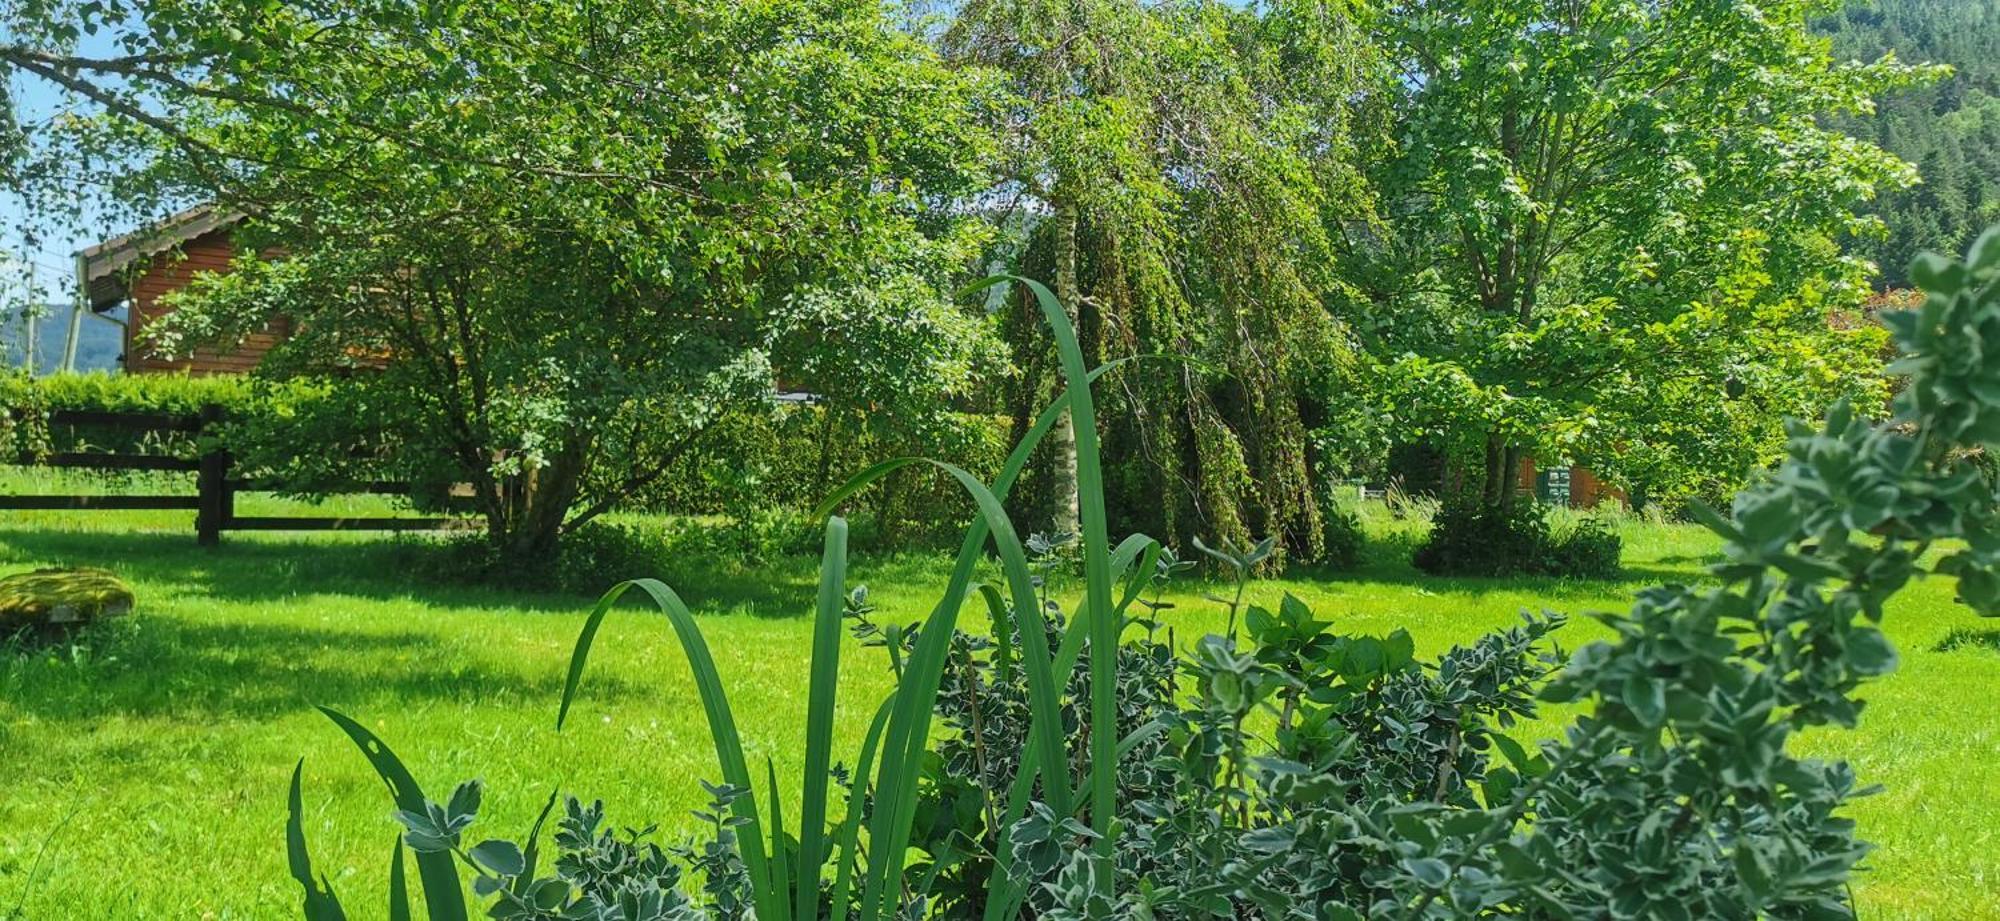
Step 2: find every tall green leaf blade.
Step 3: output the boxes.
[860,460,1057,921]
[1113,537,1164,622]
[317,709,465,920]
[768,758,794,921]
[1018,276,1121,875]
[981,539,1159,921]
[817,358,1124,528]
[554,579,779,921]
[829,696,895,921]
[286,759,348,921]
[921,462,1071,815]
[982,531,1154,921]
[983,609,1095,921]
[820,343,1117,920]
[858,569,966,921]
[796,516,849,921]
[976,584,1016,683]
[1109,533,1156,573]
[513,790,559,898]
[812,458,925,523]
[387,839,410,921]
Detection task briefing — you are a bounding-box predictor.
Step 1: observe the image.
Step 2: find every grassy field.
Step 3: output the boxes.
[0,486,1995,919]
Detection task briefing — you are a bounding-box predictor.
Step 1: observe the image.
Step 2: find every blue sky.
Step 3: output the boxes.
[4,31,124,304]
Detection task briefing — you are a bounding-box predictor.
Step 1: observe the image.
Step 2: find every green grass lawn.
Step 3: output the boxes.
[0,492,1995,919]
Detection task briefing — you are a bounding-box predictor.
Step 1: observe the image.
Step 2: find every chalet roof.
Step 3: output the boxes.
[74,205,244,311]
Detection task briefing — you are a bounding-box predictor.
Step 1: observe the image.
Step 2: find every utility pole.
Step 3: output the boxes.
[21,253,38,374]
[60,253,85,372]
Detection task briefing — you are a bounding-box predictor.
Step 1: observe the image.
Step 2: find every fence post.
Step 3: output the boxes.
[196,403,228,546]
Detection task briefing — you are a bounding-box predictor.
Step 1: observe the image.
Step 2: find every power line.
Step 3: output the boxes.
[1,254,76,281]
[3,251,73,276]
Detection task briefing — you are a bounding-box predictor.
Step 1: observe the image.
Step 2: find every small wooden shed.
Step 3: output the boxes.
[73,206,290,375]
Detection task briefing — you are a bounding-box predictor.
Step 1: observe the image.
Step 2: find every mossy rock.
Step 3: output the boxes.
[0,568,135,632]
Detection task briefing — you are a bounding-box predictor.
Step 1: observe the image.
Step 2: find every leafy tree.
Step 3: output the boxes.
[4,0,1003,558]
[1350,0,1929,515]
[945,0,1382,561]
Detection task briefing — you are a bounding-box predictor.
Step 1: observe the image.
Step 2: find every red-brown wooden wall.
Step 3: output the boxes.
[125,228,290,375]
[1517,457,1626,509]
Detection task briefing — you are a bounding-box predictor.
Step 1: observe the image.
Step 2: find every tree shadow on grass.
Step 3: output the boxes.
[0,527,822,619]
[1654,553,1724,567]
[1307,525,1719,601]
[1278,553,1714,605]
[0,616,655,723]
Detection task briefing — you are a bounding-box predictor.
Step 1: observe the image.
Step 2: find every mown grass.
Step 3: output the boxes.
[0,491,1994,919]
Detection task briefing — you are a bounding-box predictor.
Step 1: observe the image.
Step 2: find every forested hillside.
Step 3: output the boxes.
[1822,0,2000,287]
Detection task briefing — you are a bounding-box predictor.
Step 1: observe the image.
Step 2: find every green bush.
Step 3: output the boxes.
[1545,516,1621,577]
[0,370,259,418]
[654,510,824,566]
[1412,499,1623,578]
[411,514,847,596]
[0,370,1005,548]
[416,522,673,597]
[1315,494,1366,570]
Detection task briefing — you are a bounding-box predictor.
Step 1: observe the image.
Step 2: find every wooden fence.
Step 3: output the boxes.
[2,405,479,545]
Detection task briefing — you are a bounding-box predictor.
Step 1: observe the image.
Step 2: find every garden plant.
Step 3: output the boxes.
[289,227,2000,918]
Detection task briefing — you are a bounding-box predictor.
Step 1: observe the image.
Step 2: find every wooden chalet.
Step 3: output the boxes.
[73,206,290,375]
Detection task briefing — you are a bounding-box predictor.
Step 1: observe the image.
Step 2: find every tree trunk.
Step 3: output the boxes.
[484,434,590,563]
[1048,206,1083,537]
[1499,444,1523,511]
[1477,433,1524,511]
[1481,434,1505,506]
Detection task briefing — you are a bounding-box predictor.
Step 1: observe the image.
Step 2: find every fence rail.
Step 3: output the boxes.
[1,405,480,545]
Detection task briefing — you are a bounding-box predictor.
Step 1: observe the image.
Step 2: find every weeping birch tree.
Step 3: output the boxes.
[945,0,1383,561]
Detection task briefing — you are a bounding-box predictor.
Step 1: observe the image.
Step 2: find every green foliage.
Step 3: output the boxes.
[953,0,1380,562]
[7,0,1004,560]
[1413,501,1623,579]
[1343,225,2000,917]
[1352,0,1925,513]
[282,241,2000,917]
[0,372,1008,552]
[0,371,255,418]
[290,276,1126,921]
[8,0,1944,550]
[1316,495,1366,572]
[0,370,462,502]
[0,371,256,459]
[330,584,1561,920]
[881,538,1567,918]
[634,405,1010,547]
[417,522,680,598]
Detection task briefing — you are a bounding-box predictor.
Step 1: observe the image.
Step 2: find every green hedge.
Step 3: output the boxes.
[0,370,268,460]
[2,372,1010,543]
[0,370,260,417]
